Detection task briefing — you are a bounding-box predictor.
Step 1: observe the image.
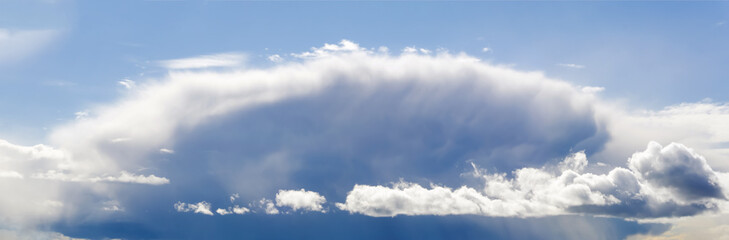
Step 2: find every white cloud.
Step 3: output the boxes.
[102,200,123,212]
[5,39,729,232]
[31,170,169,185]
[337,142,728,218]
[402,46,418,54]
[118,79,136,89]
[159,148,174,154]
[74,111,89,120]
[482,47,490,52]
[595,102,729,171]
[158,53,246,70]
[291,39,366,59]
[259,198,279,215]
[558,63,585,69]
[232,205,250,214]
[581,86,605,94]
[267,54,284,63]
[216,208,231,215]
[174,201,213,216]
[275,189,326,212]
[559,151,588,173]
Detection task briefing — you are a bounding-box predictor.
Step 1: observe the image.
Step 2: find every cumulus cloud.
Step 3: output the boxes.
[275,189,326,212]
[291,40,366,58]
[158,53,246,70]
[267,54,284,63]
[337,142,729,218]
[628,142,725,201]
[174,201,213,216]
[259,198,279,215]
[5,39,729,236]
[596,102,729,170]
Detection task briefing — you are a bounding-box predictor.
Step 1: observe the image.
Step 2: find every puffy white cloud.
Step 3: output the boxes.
[174,201,213,216]
[337,142,729,218]
[232,205,251,214]
[629,142,725,201]
[275,189,326,212]
[267,54,284,63]
[292,40,365,58]
[259,198,279,215]
[595,102,729,170]
[216,208,231,215]
[559,151,588,173]
[158,53,246,70]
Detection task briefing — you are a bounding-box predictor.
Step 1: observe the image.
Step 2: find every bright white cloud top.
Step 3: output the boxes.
[275,189,327,212]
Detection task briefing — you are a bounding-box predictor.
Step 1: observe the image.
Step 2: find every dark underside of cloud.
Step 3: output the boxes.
[51,214,668,240]
[152,79,607,200]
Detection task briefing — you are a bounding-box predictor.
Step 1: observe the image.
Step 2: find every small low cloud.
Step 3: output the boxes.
[275,189,327,213]
[267,54,284,63]
[174,201,213,216]
[482,47,490,52]
[259,198,279,215]
[291,40,366,59]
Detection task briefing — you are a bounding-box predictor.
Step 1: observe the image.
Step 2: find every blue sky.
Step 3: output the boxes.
[1,1,729,239]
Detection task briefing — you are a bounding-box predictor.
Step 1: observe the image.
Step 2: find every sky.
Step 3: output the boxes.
[1,0,729,239]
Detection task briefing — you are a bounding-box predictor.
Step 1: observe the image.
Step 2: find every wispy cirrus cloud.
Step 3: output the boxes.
[0,28,61,65]
[157,53,246,70]
[557,63,586,69]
